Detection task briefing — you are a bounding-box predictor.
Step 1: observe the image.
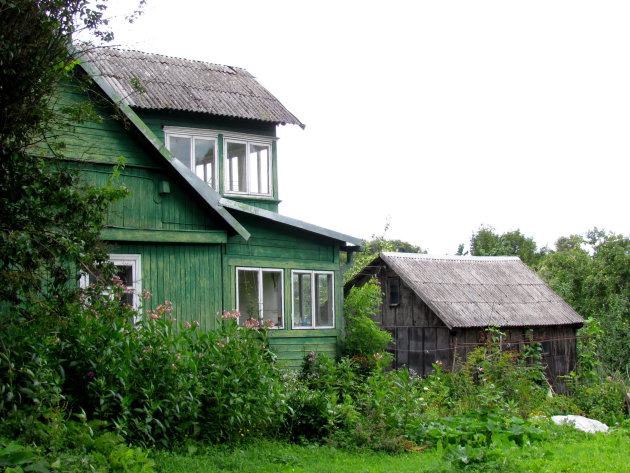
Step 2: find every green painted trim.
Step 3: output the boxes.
[272,140,278,201]
[267,330,341,338]
[76,53,251,241]
[223,256,340,271]
[101,227,227,243]
[218,134,224,195]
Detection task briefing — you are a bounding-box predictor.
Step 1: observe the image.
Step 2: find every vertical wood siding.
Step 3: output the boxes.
[108,242,223,331]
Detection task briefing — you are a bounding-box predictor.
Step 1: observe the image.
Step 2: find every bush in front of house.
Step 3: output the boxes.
[0,282,286,449]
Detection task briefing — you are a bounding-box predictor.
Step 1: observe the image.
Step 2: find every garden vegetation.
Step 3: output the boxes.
[1,2,628,472]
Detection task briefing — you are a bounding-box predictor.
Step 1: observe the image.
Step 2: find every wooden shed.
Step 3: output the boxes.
[346,253,584,391]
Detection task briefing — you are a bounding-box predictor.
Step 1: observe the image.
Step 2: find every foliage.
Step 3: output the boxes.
[411,408,544,467]
[539,228,629,375]
[342,278,393,371]
[0,1,147,328]
[152,430,630,473]
[344,220,425,282]
[468,224,547,267]
[0,280,286,448]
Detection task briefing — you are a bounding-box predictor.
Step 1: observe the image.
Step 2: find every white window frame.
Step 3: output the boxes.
[235,267,284,328]
[164,130,218,189]
[163,126,276,198]
[291,270,335,330]
[224,138,272,197]
[80,254,142,310]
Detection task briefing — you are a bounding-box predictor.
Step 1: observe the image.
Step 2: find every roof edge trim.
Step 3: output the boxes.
[219,198,362,247]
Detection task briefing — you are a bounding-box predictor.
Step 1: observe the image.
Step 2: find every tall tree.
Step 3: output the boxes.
[538,229,629,375]
[468,225,546,268]
[344,222,426,283]
[0,1,139,320]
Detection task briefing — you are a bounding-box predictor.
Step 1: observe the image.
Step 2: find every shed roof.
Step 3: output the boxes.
[82,47,304,127]
[377,253,584,329]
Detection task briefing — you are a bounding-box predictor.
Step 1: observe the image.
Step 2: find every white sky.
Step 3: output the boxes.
[101,0,629,254]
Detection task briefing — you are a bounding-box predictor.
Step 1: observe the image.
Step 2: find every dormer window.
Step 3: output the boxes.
[165,132,217,189]
[164,127,275,198]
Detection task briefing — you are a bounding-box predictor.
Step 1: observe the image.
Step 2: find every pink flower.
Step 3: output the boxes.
[193,320,200,327]
[243,318,261,329]
[148,313,160,320]
[141,289,153,300]
[221,310,240,319]
[184,322,191,328]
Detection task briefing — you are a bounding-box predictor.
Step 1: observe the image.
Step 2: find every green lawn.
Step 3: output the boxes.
[153,430,630,473]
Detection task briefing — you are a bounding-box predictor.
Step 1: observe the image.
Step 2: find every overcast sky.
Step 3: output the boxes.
[101,0,629,254]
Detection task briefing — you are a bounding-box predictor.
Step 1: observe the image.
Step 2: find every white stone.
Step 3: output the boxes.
[551,415,609,433]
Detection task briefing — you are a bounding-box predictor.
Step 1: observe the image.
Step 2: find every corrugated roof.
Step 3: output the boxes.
[81,47,304,127]
[379,253,584,329]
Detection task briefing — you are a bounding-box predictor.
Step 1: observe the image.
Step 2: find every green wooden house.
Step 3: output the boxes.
[59,48,361,367]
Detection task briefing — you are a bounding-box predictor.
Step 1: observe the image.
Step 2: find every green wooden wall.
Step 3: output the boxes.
[52,78,345,368]
[224,213,343,368]
[107,242,223,331]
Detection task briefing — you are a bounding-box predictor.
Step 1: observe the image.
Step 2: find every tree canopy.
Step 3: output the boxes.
[0,1,139,320]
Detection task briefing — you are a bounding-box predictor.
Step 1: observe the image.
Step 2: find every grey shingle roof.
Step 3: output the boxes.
[81,47,304,127]
[379,253,584,329]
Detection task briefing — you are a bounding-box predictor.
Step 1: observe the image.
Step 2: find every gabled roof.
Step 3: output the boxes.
[376,253,584,329]
[82,47,304,128]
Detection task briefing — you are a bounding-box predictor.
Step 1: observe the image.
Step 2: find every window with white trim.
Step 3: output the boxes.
[80,254,142,309]
[292,270,334,329]
[166,133,217,189]
[236,267,283,327]
[225,139,271,196]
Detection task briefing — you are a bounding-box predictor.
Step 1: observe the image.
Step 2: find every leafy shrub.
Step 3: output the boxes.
[1,278,286,448]
[568,374,628,425]
[410,408,545,467]
[61,296,285,446]
[343,278,393,372]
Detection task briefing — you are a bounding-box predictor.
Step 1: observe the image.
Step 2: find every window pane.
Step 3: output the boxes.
[238,269,259,320]
[226,142,247,192]
[293,273,312,327]
[169,136,191,168]
[249,144,270,194]
[194,138,216,188]
[115,264,135,307]
[262,271,282,326]
[315,273,333,327]
[388,278,400,305]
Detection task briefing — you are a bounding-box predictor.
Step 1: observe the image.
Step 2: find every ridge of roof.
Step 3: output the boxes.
[381,253,522,262]
[93,47,245,72]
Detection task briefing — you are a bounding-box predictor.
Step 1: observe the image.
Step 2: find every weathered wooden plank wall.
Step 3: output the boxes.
[107,242,223,331]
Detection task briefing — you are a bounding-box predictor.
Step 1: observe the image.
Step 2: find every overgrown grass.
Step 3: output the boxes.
[152,429,630,473]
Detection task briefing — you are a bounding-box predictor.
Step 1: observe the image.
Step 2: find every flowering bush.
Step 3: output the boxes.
[0,280,286,447]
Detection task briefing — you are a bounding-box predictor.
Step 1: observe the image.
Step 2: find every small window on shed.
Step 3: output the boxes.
[388,277,400,306]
